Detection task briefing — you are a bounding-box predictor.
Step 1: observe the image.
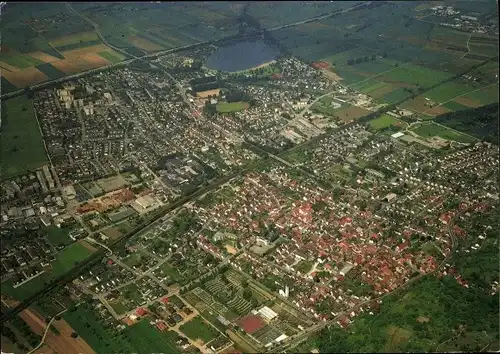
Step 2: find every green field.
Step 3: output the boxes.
[179,316,219,343]
[442,101,471,112]
[382,64,453,88]
[334,67,366,85]
[2,272,53,301]
[0,96,48,179]
[65,306,181,353]
[216,101,250,113]
[352,79,393,94]
[382,88,413,104]
[157,262,183,282]
[97,50,125,64]
[423,82,475,103]
[35,63,66,80]
[0,54,43,69]
[54,39,102,52]
[1,77,18,93]
[460,85,499,106]
[123,320,181,353]
[368,114,405,130]
[51,242,93,276]
[49,31,99,47]
[110,301,128,315]
[411,123,477,143]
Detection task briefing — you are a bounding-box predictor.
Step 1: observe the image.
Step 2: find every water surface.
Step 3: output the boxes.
[205,40,279,72]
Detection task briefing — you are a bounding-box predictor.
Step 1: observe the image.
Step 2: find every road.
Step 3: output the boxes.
[27,308,68,354]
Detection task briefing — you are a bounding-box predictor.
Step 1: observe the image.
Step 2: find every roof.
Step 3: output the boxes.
[237,315,266,334]
[136,308,147,316]
[391,132,405,138]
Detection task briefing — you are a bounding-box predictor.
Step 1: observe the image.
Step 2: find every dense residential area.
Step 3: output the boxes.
[1,1,498,354]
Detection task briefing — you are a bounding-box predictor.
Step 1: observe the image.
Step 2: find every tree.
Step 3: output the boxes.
[70,332,79,338]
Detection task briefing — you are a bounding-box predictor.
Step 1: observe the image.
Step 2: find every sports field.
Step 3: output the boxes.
[368,114,406,130]
[216,102,250,113]
[410,122,477,144]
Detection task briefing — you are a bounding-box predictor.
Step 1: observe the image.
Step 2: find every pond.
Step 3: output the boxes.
[205,40,279,72]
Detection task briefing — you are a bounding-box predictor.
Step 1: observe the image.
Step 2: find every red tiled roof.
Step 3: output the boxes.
[136,307,147,316]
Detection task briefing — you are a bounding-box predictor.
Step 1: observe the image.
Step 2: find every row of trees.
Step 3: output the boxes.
[346,53,387,65]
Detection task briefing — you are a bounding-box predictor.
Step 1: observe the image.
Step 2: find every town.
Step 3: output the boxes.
[1,7,499,353]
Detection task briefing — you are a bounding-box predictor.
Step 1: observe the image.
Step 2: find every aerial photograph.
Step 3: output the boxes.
[0,1,498,353]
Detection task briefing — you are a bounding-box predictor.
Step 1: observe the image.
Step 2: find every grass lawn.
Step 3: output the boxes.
[123,252,143,268]
[411,123,477,143]
[64,305,135,353]
[2,272,53,301]
[97,50,125,64]
[0,96,48,179]
[216,101,250,113]
[0,54,43,69]
[51,242,93,277]
[44,226,73,246]
[179,315,219,343]
[66,306,184,353]
[368,114,405,130]
[124,320,180,353]
[157,262,183,282]
[110,301,128,315]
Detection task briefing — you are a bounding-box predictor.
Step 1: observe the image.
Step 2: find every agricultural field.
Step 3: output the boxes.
[64,305,181,353]
[0,19,126,92]
[16,307,95,354]
[423,82,476,103]
[97,50,126,64]
[456,84,499,107]
[380,64,453,88]
[49,31,99,48]
[0,96,48,179]
[410,122,477,144]
[368,114,406,131]
[216,102,250,113]
[442,101,471,112]
[0,54,44,69]
[332,105,371,122]
[179,316,219,344]
[35,63,67,80]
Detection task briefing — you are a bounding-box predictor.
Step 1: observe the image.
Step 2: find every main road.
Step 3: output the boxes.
[0,1,369,100]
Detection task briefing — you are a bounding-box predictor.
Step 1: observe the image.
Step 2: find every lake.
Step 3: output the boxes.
[205,40,279,72]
